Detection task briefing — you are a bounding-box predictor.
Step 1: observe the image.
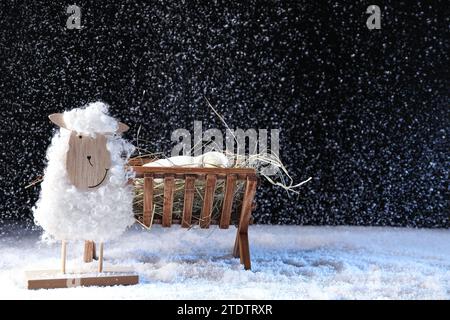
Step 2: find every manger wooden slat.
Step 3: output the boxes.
[200,175,217,228]
[219,174,237,229]
[153,173,186,180]
[182,175,196,228]
[128,158,154,166]
[132,166,256,178]
[83,241,95,263]
[152,218,221,225]
[237,174,251,180]
[143,175,154,227]
[162,175,175,227]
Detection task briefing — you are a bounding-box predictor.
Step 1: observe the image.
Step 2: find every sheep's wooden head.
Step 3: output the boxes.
[49,113,129,191]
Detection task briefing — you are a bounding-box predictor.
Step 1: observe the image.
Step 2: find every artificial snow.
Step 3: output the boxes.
[0,225,448,299]
[62,102,120,136]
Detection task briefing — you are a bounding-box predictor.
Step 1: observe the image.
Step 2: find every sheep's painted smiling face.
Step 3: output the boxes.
[48,112,130,191]
[66,132,111,190]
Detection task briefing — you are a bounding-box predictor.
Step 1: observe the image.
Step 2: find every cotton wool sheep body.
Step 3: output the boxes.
[33,102,135,272]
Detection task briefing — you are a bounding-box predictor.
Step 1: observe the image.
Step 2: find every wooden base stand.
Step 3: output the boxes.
[26,268,138,290]
[27,240,138,290]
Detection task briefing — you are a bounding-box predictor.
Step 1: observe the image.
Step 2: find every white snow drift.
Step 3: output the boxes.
[0,225,448,299]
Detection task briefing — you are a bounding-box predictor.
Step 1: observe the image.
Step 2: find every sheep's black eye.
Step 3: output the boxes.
[79,135,82,139]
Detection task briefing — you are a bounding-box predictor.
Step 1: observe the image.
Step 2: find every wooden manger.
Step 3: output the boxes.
[130,158,258,270]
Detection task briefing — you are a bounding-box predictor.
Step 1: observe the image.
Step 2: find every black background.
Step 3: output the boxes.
[0,0,448,229]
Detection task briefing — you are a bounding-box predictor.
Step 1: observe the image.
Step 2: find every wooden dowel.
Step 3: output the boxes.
[61,240,67,274]
[220,174,236,229]
[182,175,196,228]
[143,175,154,227]
[83,240,94,263]
[200,174,217,228]
[98,242,104,273]
[162,175,175,227]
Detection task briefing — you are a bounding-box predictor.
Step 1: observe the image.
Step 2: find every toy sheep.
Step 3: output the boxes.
[33,102,135,273]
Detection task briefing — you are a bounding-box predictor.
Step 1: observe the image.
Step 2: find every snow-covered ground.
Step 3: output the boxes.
[0,225,448,299]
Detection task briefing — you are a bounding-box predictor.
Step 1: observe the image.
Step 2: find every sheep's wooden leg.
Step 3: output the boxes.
[61,240,67,274]
[83,240,95,263]
[98,242,104,273]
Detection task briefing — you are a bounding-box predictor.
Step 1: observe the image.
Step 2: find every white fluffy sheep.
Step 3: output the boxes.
[33,102,135,243]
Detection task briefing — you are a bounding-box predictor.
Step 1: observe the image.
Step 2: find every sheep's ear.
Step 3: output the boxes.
[117,122,129,133]
[48,113,68,129]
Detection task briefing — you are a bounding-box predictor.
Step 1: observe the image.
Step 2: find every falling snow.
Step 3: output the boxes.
[0,1,448,229]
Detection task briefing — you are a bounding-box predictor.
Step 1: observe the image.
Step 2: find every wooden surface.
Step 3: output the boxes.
[66,132,111,190]
[49,113,129,135]
[200,175,217,228]
[143,175,154,227]
[162,175,175,227]
[220,174,237,229]
[83,241,96,263]
[128,157,154,166]
[233,177,258,270]
[61,241,67,274]
[49,113,67,129]
[182,175,196,228]
[98,243,104,273]
[131,158,258,270]
[132,165,256,179]
[116,122,130,134]
[238,233,251,268]
[233,231,240,258]
[26,269,138,290]
[236,177,258,234]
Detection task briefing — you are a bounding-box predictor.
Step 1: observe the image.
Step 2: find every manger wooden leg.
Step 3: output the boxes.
[233,177,257,269]
[98,242,104,273]
[83,240,95,263]
[61,240,67,274]
[233,231,240,258]
[238,232,251,270]
[92,242,97,260]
